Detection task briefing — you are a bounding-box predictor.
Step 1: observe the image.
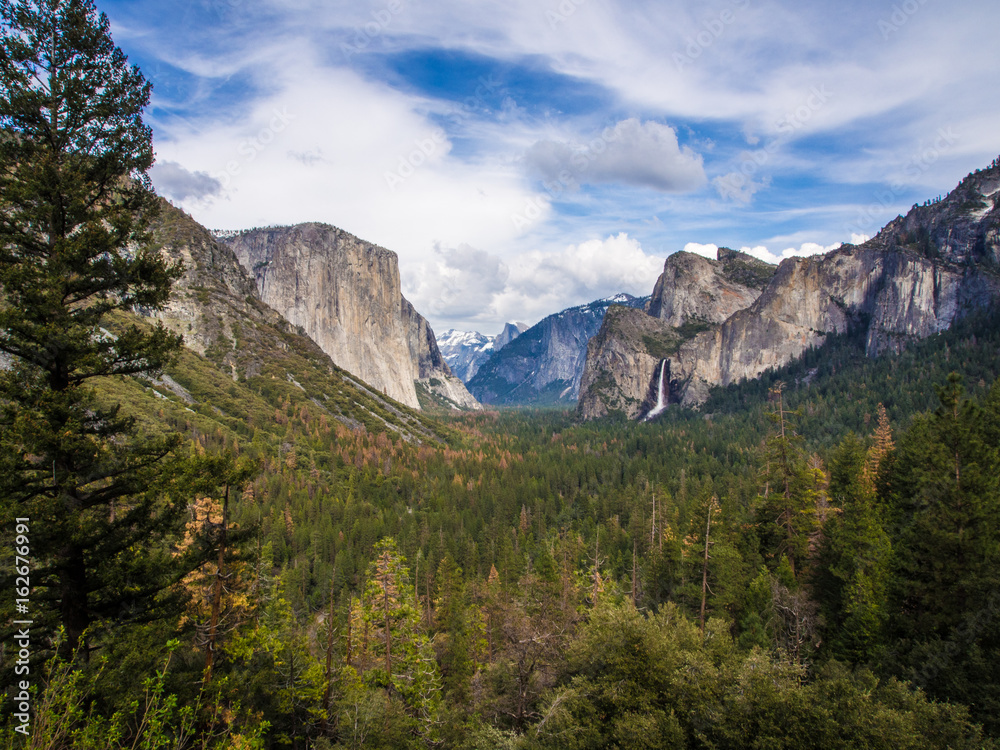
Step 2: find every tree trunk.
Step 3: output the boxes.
[321,566,337,734]
[700,503,712,634]
[204,485,229,685]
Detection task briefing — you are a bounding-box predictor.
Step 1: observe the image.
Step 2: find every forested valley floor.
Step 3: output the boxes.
[4,304,1000,749]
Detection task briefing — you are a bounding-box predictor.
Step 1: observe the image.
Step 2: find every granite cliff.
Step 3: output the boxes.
[221,224,479,412]
[144,200,445,440]
[647,248,775,326]
[578,250,774,418]
[578,160,1000,419]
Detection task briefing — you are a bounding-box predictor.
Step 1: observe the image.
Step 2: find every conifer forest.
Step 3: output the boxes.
[2,1,1000,749]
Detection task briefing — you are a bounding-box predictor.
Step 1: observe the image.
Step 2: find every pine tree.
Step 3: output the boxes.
[755,383,819,577]
[351,538,442,736]
[0,0,191,656]
[815,433,892,663]
[889,374,999,637]
[884,375,1000,731]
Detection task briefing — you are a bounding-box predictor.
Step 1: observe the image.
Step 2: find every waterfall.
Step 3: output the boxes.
[643,359,668,422]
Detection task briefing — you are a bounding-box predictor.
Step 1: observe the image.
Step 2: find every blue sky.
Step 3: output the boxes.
[101,0,1000,333]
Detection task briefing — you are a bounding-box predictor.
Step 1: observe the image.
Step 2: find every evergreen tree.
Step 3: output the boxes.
[754,383,819,578]
[350,538,442,738]
[432,555,473,701]
[889,375,999,639]
[815,433,892,663]
[885,375,1000,730]
[0,0,191,656]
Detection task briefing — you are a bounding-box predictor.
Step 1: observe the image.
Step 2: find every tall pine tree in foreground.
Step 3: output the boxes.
[0,0,195,657]
[885,375,1000,732]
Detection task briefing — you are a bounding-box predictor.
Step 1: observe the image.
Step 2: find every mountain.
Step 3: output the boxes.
[143,200,449,441]
[647,247,775,326]
[219,224,480,412]
[438,330,494,382]
[579,249,774,418]
[578,159,1000,420]
[438,321,528,383]
[467,294,647,406]
[494,321,529,350]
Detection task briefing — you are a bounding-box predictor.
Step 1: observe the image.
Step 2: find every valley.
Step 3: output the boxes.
[2,2,1000,746]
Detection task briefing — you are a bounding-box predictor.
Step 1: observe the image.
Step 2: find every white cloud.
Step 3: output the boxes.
[741,241,841,265]
[403,233,663,331]
[404,244,510,323]
[526,119,706,193]
[683,242,718,259]
[151,57,534,257]
[713,171,770,204]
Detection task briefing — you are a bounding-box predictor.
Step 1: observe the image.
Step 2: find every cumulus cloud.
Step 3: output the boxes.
[150,160,223,202]
[493,233,663,326]
[683,242,719,259]
[403,233,664,332]
[740,241,841,265]
[404,244,510,323]
[526,119,706,193]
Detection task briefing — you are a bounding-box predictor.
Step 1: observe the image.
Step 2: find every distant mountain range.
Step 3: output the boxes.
[461,294,648,406]
[437,322,528,382]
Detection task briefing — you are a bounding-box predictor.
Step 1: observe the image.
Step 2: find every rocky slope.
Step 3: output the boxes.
[145,200,446,440]
[647,248,774,326]
[579,160,1000,419]
[468,294,647,406]
[579,249,774,418]
[221,224,479,412]
[438,322,528,383]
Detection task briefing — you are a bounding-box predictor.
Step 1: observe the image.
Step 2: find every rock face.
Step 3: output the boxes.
[494,321,529,351]
[438,322,528,383]
[222,224,479,411]
[577,306,682,418]
[145,200,444,441]
[578,250,774,419]
[148,200,281,379]
[400,298,482,411]
[468,295,646,406]
[647,248,774,326]
[578,160,1000,418]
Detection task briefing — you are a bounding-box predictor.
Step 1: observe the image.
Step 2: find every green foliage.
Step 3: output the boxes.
[883,375,1000,732]
[528,600,991,750]
[350,539,442,740]
[814,433,892,663]
[0,639,267,749]
[717,247,777,290]
[0,0,215,657]
[753,384,820,577]
[641,329,683,359]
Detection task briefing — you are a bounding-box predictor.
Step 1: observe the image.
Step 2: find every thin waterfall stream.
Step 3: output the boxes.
[643,359,668,421]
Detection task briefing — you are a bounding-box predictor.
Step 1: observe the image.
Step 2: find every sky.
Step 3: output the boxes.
[101,0,1000,335]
